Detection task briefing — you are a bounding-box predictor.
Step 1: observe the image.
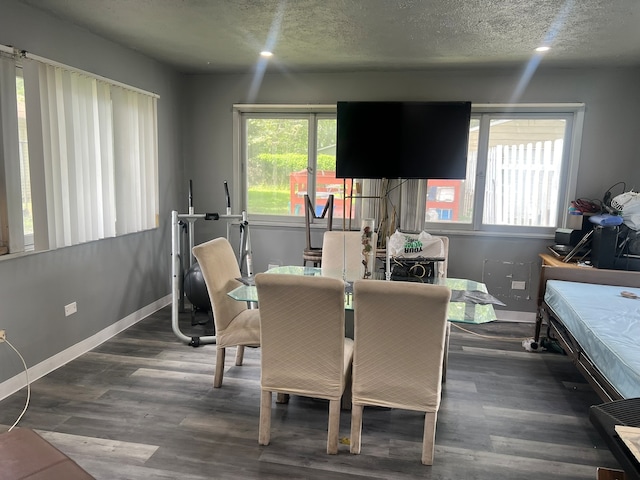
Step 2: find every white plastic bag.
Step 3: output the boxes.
[388,230,444,258]
[612,191,640,231]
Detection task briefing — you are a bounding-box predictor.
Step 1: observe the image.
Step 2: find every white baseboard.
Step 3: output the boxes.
[0,294,172,402]
[495,309,536,323]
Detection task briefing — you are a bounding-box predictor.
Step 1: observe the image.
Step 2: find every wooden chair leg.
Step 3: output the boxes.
[327,399,340,454]
[235,345,245,366]
[350,404,363,454]
[259,390,272,446]
[214,346,225,388]
[422,411,437,465]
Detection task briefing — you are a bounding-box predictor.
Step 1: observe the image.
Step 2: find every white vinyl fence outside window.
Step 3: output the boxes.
[425,110,581,235]
[484,138,564,226]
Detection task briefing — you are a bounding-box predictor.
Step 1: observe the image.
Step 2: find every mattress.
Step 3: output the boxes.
[544,280,640,399]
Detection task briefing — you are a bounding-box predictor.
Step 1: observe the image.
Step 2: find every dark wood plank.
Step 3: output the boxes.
[0,307,623,479]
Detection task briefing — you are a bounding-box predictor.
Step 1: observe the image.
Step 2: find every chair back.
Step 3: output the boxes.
[321,231,378,282]
[352,279,451,411]
[433,235,449,277]
[192,237,247,333]
[255,273,349,399]
[305,194,334,250]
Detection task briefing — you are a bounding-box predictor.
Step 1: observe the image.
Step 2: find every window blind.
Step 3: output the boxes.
[23,60,158,248]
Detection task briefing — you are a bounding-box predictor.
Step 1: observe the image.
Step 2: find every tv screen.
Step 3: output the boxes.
[336,101,472,179]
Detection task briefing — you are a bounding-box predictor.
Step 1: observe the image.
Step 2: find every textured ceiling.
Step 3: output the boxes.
[19,0,640,73]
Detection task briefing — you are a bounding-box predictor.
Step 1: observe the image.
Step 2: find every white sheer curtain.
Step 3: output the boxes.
[400,179,427,232]
[35,64,115,247]
[23,60,157,249]
[360,178,382,222]
[112,87,158,235]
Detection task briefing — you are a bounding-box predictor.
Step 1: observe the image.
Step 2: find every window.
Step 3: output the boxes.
[425,105,583,234]
[0,54,29,254]
[235,104,583,236]
[16,69,33,249]
[0,45,159,255]
[234,105,352,223]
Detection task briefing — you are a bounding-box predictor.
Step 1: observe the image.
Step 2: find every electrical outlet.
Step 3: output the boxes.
[64,302,77,316]
[511,281,526,290]
[0,329,5,342]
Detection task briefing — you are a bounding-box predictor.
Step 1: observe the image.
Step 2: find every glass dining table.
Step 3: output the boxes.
[228,265,499,325]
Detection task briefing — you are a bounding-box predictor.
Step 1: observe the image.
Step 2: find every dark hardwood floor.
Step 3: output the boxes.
[0,307,621,479]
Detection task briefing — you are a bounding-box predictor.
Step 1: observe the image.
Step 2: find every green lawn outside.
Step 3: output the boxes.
[248,189,291,215]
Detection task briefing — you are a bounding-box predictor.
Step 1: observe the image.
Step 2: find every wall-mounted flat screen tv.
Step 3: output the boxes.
[336,101,472,179]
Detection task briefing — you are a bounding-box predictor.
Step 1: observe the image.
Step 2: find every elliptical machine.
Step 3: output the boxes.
[171,180,252,346]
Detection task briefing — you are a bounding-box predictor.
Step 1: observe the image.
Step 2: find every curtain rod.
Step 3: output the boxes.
[1,42,159,99]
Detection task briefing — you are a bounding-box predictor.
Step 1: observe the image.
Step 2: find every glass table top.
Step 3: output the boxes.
[228,266,498,324]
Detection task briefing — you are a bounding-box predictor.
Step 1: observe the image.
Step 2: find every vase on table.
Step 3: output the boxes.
[360,218,375,279]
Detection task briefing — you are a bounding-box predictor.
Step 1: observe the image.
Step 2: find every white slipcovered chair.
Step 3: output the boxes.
[350,279,451,465]
[386,234,451,381]
[192,237,261,388]
[254,273,354,454]
[432,235,450,380]
[433,235,449,278]
[321,231,378,282]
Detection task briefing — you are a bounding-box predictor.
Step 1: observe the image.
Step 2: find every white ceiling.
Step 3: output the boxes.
[19,0,640,74]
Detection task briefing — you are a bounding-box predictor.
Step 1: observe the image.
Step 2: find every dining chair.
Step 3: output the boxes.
[433,235,449,278]
[303,194,334,267]
[432,235,450,381]
[321,231,378,282]
[192,237,261,388]
[385,234,450,380]
[254,273,354,454]
[350,279,451,465]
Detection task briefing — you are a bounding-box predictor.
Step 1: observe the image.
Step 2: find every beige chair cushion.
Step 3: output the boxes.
[192,237,260,348]
[352,279,451,412]
[255,273,353,400]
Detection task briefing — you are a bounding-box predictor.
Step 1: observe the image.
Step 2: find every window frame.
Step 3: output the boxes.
[232,104,337,226]
[425,103,584,237]
[0,44,160,258]
[233,103,585,237]
[0,53,27,254]
[15,67,33,250]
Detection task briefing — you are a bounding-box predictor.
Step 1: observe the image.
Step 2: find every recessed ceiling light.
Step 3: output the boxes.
[535,46,551,52]
[260,51,273,58]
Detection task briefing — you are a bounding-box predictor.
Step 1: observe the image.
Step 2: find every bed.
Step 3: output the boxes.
[536,265,640,402]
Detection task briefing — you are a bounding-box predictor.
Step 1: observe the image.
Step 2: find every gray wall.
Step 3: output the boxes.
[182,68,640,314]
[0,1,184,386]
[2,0,639,389]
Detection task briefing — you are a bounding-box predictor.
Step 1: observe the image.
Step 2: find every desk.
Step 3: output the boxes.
[539,252,590,268]
[229,266,497,325]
